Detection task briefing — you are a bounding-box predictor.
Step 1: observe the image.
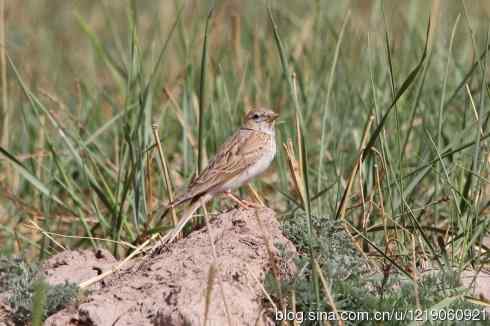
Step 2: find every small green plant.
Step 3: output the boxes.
[268,214,483,326]
[0,256,79,324]
[271,214,368,315]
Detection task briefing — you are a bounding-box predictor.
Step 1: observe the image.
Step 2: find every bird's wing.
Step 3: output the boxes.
[171,129,270,205]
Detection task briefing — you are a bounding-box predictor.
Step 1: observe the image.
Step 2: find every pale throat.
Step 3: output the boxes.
[242,122,275,136]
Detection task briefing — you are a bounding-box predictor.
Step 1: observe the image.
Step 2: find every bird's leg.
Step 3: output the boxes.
[224,191,262,209]
[240,199,263,208]
[224,191,249,209]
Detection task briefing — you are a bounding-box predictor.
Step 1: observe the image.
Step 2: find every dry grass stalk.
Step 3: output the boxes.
[313,259,342,326]
[23,222,137,249]
[203,263,217,326]
[163,87,198,149]
[337,114,375,220]
[28,219,66,251]
[151,123,178,226]
[283,139,306,206]
[247,266,277,312]
[292,74,303,180]
[465,83,483,136]
[79,232,160,289]
[375,160,389,248]
[247,184,265,207]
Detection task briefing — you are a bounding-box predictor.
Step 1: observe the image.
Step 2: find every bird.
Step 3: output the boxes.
[160,108,279,244]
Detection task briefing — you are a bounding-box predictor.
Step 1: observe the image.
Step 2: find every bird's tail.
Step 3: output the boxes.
[164,193,213,244]
[154,195,192,224]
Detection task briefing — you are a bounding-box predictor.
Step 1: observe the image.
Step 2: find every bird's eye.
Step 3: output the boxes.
[252,113,260,120]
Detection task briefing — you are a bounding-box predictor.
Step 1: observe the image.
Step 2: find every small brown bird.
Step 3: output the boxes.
[162,108,279,243]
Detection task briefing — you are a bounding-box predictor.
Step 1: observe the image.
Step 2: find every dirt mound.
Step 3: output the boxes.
[44,208,297,326]
[42,249,117,290]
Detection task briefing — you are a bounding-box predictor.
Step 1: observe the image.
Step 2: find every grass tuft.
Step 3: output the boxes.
[1,256,78,324]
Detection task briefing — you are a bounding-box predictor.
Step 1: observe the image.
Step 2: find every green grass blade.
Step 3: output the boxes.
[0,146,67,210]
[363,18,430,155]
[197,5,214,173]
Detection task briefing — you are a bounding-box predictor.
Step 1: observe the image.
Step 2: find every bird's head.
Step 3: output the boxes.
[242,108,279,134]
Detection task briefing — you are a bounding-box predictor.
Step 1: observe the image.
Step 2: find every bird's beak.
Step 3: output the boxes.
[269,112,279,122]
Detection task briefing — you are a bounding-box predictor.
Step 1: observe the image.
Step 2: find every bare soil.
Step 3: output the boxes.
[43,207,297,326]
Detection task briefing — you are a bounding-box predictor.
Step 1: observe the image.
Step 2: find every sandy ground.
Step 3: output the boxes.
[42,207,297,326]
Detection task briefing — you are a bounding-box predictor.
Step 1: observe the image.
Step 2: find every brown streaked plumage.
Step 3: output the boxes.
[161,108,278,244]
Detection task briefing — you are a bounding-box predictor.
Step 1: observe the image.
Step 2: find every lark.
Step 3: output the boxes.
[162,108,278,243]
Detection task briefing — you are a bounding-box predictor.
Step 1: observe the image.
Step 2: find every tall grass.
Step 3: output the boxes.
[1,0,490,322]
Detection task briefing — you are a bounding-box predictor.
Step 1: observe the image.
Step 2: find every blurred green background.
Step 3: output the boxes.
[0,0,489,272]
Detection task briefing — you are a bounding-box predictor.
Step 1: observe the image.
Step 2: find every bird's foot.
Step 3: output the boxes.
[224,191,262,209]
[240,199,263,208]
